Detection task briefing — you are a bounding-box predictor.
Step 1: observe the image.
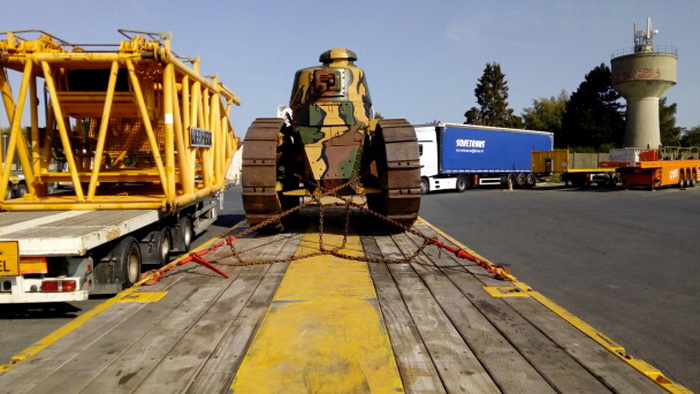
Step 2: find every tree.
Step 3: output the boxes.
[522,90,568,137]
[659,97,682,146]
[464,62,522,128]
[560,64,624,150]
[680,125,700,147]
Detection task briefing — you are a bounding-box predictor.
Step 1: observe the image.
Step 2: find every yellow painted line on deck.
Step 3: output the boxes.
[419,216,691,394]
[230,231,403,393]
[0,221,245,374]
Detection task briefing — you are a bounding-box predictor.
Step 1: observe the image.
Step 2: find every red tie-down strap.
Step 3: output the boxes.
[143,236,236,285]
[429,239,512,281]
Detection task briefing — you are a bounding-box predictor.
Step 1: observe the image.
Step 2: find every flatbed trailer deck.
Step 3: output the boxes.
[0,214,687,393]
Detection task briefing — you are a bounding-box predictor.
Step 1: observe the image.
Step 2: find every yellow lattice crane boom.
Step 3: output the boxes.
[0,30,240,211]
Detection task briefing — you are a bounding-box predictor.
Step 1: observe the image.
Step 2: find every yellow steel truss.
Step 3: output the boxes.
[0,30,239,211]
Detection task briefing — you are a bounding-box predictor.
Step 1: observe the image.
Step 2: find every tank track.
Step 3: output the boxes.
[241,118,284,231]
[367,119,422,227]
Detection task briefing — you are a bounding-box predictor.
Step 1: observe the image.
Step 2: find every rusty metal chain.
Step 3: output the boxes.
[203,172,438,268]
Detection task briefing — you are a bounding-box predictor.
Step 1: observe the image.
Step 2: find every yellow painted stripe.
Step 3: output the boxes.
[230,231,403,393]
[0,221,245,374]
[419,216,691,394]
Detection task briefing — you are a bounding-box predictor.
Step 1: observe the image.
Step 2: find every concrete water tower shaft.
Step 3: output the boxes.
[611,18,677,148]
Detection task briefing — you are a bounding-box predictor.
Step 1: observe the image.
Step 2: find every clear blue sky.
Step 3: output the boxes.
[2,0,699,137]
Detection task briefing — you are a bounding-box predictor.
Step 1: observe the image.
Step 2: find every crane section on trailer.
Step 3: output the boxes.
[0,30,240,303]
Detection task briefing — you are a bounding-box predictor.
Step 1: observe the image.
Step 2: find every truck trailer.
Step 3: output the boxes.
[415,122,553,194]
[0,30,240,303]
[600,147,700,190]
[532,149,618,187]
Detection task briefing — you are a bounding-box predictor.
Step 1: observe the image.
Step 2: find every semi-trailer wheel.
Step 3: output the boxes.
[456,175,468,193]
[679,172,686,188]
[525,173,536,188]
[690,171,697,187]
[156,227,172,266]
[173,215,193,252]
[4,186,13,200]
[117,236,142,289]
[516,173,527,188]
[420,178,430,195]
[16,183,27,197]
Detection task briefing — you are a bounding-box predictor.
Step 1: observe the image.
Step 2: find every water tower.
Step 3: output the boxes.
[611,18,677,148]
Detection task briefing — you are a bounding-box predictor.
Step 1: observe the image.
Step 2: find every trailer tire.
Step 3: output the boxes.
[16,183,27,198]
[525,173,536,188]
[118,237,142,289]
[156,227,172,267]
[4,186,13,200]
[173,215,193,252]
[456,175,468,193]
[678,172,686,188]
[516,173,527,188]
[420,178,429,195]
[689,172,697,187]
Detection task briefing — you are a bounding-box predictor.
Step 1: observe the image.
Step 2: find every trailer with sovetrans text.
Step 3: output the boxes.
[416,122,553,193]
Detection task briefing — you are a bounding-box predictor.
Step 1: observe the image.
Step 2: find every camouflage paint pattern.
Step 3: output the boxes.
[282,49,375,190]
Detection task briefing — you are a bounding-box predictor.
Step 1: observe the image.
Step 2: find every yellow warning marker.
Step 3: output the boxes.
[230,231,404,392]
[117,292,168,303]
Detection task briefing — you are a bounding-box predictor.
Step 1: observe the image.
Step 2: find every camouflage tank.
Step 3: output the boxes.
[241,48,421,230]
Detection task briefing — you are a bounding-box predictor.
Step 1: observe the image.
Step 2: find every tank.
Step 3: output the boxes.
[241,48,421,231]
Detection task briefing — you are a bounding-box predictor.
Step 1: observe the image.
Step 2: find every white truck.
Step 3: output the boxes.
[415,122,554,193]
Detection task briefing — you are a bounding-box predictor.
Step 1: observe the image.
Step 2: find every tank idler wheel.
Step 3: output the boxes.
[367,119,422,228]
[241,118,285,232]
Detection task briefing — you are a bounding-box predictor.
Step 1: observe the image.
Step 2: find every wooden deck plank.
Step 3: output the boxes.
[62,233,282,393]
[506,298,664,393]
[414,225,663,393]
[30,272,228,394]
[185,233,302,393]
[133,233,294,392]
[373,233,500,393]
[391,232,556,393]
[0,302,146,393]
[405,228,612,392]
[361,234,446,394]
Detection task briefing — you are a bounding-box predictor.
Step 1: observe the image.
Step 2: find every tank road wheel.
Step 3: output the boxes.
[241,118,285,232]
[366,119,422,228]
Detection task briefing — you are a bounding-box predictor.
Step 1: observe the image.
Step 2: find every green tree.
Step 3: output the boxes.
[680,125,700,147]
[560,64,624,150]
[522,90,568,136]
[659,97,681,146]
[464,62,522,128]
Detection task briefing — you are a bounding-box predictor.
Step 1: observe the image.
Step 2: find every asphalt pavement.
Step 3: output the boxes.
[419,184,700,391]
